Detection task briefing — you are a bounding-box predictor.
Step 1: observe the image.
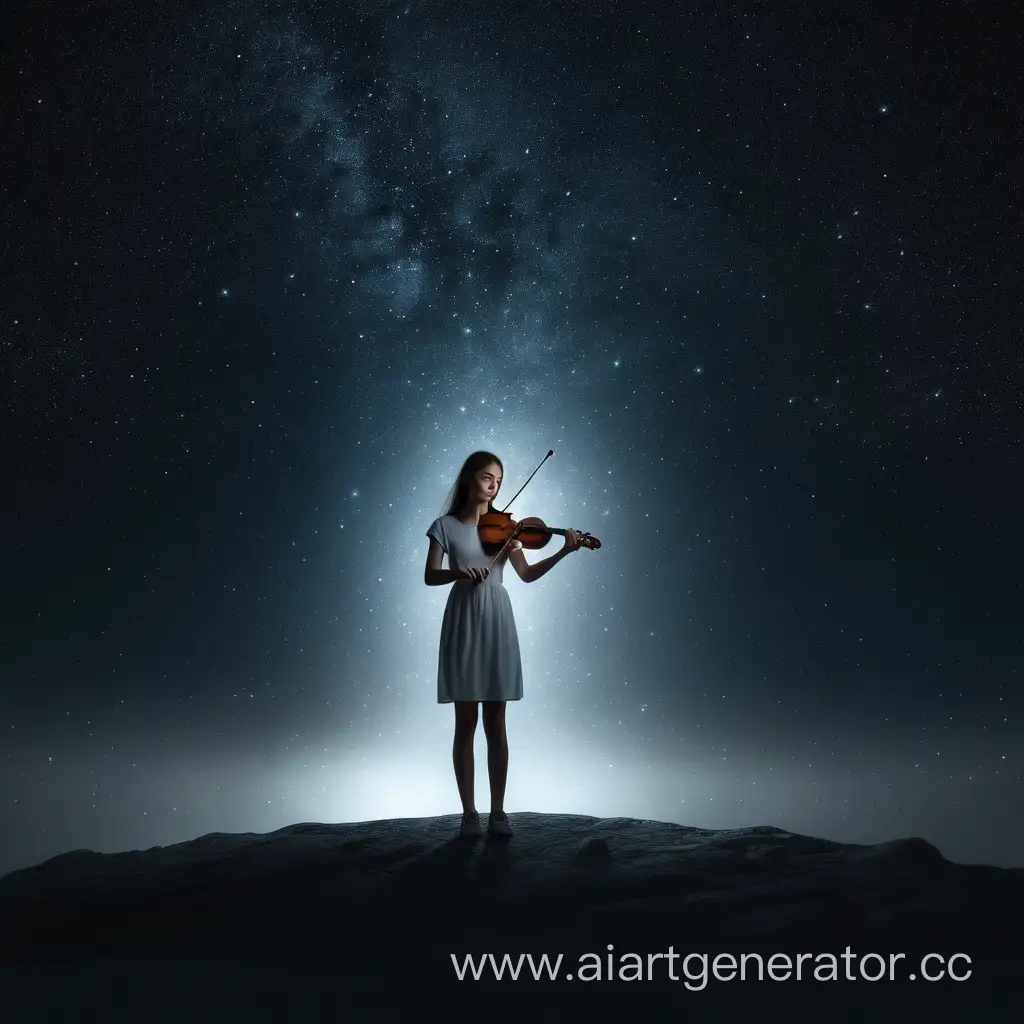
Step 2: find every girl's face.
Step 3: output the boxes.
[472,463,502,504]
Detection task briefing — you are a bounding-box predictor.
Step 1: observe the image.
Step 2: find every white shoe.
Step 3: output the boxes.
[488,812,513,837]
[459,810,483,838]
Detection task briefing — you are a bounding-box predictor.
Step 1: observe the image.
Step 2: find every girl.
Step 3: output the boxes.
[424,450,581,839]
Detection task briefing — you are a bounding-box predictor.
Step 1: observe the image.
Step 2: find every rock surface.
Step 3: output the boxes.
[1,813,1021,1018]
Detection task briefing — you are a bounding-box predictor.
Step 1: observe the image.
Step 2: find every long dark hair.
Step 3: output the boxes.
[441,450,505,518]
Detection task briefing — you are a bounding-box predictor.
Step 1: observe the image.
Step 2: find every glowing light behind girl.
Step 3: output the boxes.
[347,432,631,821]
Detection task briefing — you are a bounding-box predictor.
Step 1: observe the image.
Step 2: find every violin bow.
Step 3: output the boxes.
[484,449,553,572]
[497,449,553,514]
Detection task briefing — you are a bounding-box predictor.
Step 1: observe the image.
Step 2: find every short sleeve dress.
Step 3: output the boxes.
[426,515,524,703]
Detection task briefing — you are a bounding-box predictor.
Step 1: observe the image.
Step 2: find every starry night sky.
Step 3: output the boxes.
[2,0,1021,878]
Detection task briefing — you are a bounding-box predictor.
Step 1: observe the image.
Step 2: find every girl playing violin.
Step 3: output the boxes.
[424,450,582,839]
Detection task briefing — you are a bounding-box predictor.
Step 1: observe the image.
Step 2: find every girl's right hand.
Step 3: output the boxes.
[463,567,489,583]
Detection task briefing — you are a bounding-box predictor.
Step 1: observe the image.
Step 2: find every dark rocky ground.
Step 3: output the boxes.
[2,813,1020,1020]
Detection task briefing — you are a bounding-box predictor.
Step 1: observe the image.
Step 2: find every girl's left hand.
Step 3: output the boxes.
[562,528,581,553]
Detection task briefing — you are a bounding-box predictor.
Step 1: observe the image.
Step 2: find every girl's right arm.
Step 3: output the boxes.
[424,538,467,586]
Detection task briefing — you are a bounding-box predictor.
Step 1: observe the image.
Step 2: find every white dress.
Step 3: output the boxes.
[426,515,524,703]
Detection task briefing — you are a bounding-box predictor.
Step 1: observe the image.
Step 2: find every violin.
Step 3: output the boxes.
[478,511,601,551]
[478,450,602,569]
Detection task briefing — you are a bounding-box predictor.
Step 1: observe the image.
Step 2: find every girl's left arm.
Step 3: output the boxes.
[509,532,579,584]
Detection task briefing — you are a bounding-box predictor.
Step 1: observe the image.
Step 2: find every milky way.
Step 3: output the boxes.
[1,0,1019,876]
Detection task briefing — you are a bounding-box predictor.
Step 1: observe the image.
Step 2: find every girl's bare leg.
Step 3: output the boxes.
[453,701,479,813]
[481,700,508,816]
